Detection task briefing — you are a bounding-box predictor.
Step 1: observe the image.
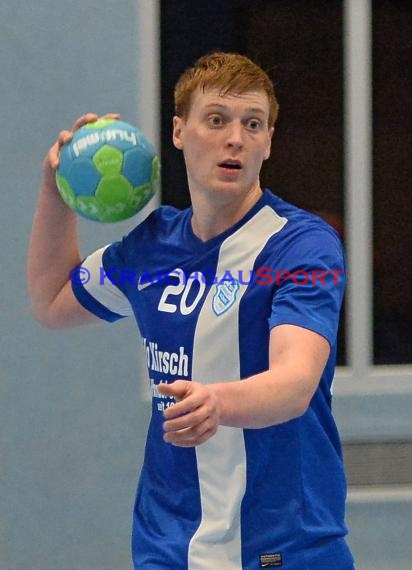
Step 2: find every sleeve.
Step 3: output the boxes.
[268,227,346,347]
[71,242,134,322]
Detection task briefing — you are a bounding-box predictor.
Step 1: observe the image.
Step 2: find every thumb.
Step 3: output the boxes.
[157,380,190,400]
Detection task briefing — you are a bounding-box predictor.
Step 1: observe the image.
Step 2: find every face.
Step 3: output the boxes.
[173,88,274,202]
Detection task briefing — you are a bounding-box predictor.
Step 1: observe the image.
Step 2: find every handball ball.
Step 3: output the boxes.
[56,118,160,223]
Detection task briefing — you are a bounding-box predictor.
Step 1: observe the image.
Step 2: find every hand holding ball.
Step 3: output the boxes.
[56,119,160,223]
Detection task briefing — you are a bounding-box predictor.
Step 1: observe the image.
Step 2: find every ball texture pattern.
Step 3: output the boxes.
[56,119,159,222]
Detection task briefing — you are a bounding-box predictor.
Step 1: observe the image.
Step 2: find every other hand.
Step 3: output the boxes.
[158,380,220,447]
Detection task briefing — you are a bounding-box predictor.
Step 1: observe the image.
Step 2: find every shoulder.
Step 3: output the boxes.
[262,189,344,258]
[130,204,187,237]
[117,204,189,249]
[100,204,190,269]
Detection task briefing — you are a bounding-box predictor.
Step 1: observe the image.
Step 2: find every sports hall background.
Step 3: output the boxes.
[1,1,411,568]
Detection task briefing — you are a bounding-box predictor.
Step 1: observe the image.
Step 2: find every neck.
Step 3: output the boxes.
[190,184,263,242]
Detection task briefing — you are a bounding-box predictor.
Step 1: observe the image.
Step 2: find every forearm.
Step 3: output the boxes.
[160,327,329,444]
[28,177,80,322]
[211,364,317,429]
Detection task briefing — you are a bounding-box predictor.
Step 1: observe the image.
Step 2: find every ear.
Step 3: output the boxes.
[263,126,275,161]
[173,116,184,150]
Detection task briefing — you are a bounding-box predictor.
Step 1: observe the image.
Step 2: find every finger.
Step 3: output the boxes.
[163,407,206,432]
[162,397,193,419]
[163,392,211,420]
[165,414,217,442]
[101,112,121,121]
[157,380,189,399]
[48,142,61,170]
[158,382,193,414]
[164,423,218,447]
[48,137,68,170]
[189,426,218,446]
[50,131,73,170]
[57,130,73,148]
[71,113,99,132]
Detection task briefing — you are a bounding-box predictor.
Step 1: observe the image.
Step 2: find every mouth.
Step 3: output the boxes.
[218,160,243,171]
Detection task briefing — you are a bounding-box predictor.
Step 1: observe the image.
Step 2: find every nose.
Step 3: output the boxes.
[225,121,244,150]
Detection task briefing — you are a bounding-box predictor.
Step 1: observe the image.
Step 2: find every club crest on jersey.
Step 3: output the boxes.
[212,276,240,316]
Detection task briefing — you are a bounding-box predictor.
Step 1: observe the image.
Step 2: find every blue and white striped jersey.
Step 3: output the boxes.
[72,189,353,570]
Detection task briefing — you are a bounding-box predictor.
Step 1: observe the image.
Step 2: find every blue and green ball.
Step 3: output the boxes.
[56,118,160,223]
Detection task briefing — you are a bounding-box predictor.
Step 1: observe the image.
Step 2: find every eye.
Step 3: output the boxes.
[246,118,262,131]
[208,115,224,127]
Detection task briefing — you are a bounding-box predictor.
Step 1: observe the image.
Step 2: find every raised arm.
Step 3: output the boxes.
[27,113,118,329]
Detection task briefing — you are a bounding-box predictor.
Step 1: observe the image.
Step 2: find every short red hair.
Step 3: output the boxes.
[174,52,279,128]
